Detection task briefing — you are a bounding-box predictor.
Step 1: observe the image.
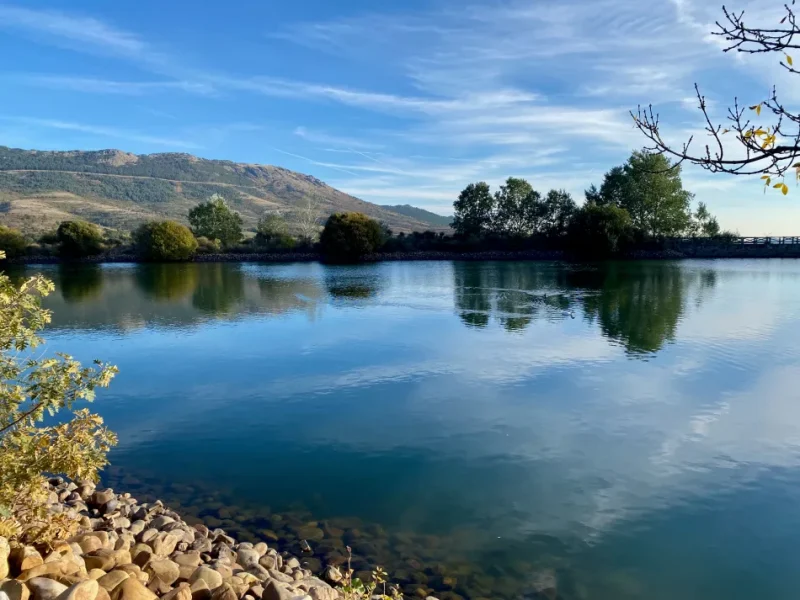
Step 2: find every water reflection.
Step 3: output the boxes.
[57,264,104,303]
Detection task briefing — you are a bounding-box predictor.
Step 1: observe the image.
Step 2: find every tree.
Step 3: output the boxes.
[493,177,539,236]
[452,182,495,237]
[188,194,243,248]
[0,225,27,259]
[0,251,117,543]
[57,221,104,257]
[134,220,198,261]
[255,213,295,249]
[293,196,322,244]
[320,212,385,262]
[691,202,722,237]
[590,152,694,237]
[567,204,633,257]
[633,2,800,189]
[540,190,578,237]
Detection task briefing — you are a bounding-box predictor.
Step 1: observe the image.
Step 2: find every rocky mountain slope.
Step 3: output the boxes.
[0,146,437,235]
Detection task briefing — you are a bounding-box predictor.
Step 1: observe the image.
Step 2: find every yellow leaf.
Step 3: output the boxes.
[783,183,789,195]
[721,128,730,134]
[774,182,783,188]
[788,54,794,66]
[757,104,762,116]
[744,130,754,139]
[793,162,800,168]
[755,129,767,136]
[761,175,771,180]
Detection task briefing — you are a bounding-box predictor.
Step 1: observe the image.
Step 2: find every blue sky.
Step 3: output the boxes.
[1,0,799,234]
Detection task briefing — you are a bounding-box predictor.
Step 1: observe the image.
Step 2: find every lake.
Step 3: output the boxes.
[19,259,800,600]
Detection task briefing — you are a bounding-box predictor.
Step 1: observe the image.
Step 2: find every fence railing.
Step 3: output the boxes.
[676,236,800,245]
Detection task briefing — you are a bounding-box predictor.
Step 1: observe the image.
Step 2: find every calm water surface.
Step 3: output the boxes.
[22,260,800,599]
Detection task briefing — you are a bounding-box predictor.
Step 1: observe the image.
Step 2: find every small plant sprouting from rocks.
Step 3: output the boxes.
[340,546,401,600]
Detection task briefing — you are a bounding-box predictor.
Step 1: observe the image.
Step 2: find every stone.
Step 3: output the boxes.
[189,540,211,555]
[172,554,201,569]
[188,567,222,591]
[249,586,263,599]
[91,491,115,508]
[98,571,130,592]
[0,537,10,579]
[210,585,236,600]
[75,538,103,556]
[54,580,99,600]
[109,579,156,600]
[94,588,110,600]
[260,582,293,600]
[323,567,341,584]
[235,550,259,570]
[244,565,269,581]
[189,580,211,600]
[149,517,175,531]
[84,551,116,572]
[128,524,146,537]
[26,579,68,600]
[267,571,293,584]
[161,584,191,600]
[150,534,179,558]
[131,547,153,569]
[111,552,131,569]
[256,556,275,571]
[144,560,179,586]
[87,571,107,581]
[18,561,81,582]
[0,580,31,600]
[11,547,44,573]
[252,545,267,559]
[138,532,157,546]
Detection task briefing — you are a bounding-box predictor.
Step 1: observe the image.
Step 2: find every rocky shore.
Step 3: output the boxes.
[0,479,418,600]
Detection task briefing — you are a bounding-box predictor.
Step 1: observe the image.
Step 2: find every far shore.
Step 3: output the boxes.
[7,245,800,266]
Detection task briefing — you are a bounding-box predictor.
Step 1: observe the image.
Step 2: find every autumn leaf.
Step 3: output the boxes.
[782,183,790,195]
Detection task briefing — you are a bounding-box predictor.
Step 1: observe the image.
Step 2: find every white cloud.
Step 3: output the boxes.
[9,74,216,96]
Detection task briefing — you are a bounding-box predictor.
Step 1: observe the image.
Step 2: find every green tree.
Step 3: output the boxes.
[540,190,578,237]
[320,212,385,263]
[255,213,295,249]
[188,194,243,248]
[493,177,539,236]
[57,221,104,257]
[590,152,694,237]
[0,251,117,543]
[452,182,495,237]
[690,202,721,237]
[134,220,198,261]
[0,225,27,259]
[567,204,633,257]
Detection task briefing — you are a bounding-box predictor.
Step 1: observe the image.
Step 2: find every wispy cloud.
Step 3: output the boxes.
[0,116,200,149]
[10,74,216,96]
[293,126,382,150]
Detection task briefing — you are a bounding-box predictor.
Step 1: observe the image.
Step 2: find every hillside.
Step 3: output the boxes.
[380,204,452,228]
[0,146,437,235]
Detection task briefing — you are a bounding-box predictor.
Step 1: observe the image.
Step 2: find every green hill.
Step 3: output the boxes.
[380,204,452,228]
[0,146,434,235]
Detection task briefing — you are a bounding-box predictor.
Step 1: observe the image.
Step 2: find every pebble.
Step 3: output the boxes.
[26,578,69,600]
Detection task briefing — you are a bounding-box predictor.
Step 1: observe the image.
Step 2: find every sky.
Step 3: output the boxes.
[1,0,800,234]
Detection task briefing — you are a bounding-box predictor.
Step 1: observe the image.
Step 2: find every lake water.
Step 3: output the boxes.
[19,259,800,600]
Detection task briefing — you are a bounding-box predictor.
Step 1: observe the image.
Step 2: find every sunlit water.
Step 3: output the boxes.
[18,260,800,599]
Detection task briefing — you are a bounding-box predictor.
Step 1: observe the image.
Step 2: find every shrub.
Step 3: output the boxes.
[195,236,222,254]
[255,213,296,250]
[134,220,198,261]
[567,204,633,258]
[320,212,385,262]
[0,250,117,544]
[0,225,27,259]
[57,221,104,257]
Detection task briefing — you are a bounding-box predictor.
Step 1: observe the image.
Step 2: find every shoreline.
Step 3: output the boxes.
[0,479,395,600]
[7,246,800,266]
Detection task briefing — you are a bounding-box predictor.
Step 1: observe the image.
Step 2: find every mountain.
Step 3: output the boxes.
[380,204,453,229]
[0,146,435,235]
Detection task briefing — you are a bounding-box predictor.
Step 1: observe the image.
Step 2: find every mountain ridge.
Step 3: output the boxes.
[0,146,443,235]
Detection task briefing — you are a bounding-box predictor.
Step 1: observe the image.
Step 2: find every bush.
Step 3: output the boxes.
[134,220,198,261]
[195,236,222,254]
[255,213,296,250]
[57,221,104,257]
[188,194,243,248]
[567,204,633,258]
[0,225,27,259]
[0,250,117,544]
[320,212,385,262]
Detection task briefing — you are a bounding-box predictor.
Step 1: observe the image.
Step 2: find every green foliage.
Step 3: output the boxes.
[255,213,296,249]
[134,220,198,261]
[0,225,27,258]
[57,221,104,257]
[493,177,539,235]
[195,236,222,254]
[689,202,721,237]
[567,203,633,257]
[320,212,385,262]
[0,255,117,543]
[589,152,694,237]
[452,182,495,237]
[188,195,243,248]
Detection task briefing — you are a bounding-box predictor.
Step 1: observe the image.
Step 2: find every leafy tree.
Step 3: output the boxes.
[188,194,243,248]
[195,236,222,254]
[632,2,800,188]
[691,202,722,237]
[57,221,104,257]
[590,152,694,237]
[493,177,539,236]
[567,204,633,257]
[256,213,295,249]
[452,182,495,237]
[320,212,385,262]
[0,225,27,259]
[540,190,578,237]
[0,251,117,543]
[134,220,198,261]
